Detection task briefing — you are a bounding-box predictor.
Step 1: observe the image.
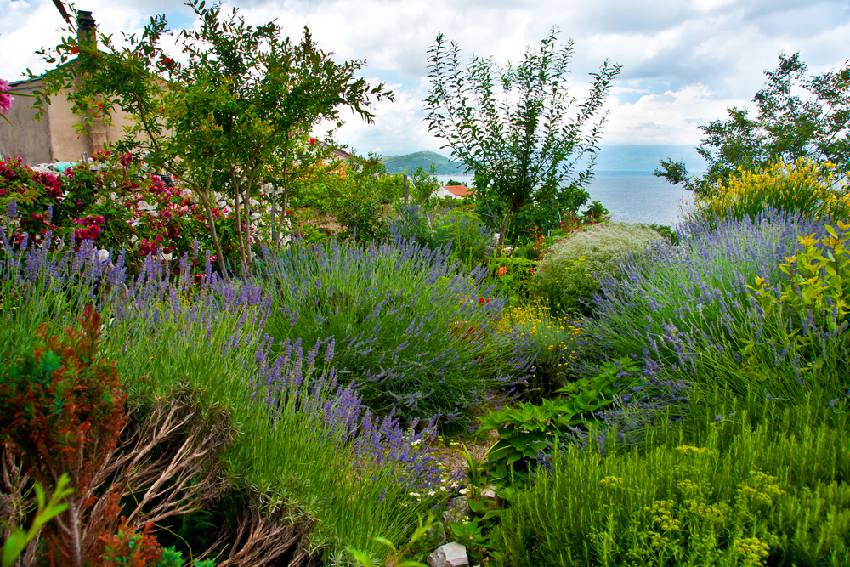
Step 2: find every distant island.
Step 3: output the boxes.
[381,151,468,175]
[381,146,705,176]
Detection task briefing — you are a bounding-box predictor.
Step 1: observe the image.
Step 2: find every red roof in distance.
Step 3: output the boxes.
[442,184,472,197]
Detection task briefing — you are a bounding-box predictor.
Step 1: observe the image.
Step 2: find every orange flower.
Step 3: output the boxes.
[496,265,508,277]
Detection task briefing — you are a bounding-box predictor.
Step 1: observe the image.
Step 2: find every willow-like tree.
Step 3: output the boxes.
[425,29,620,242]
[35,1,392,275]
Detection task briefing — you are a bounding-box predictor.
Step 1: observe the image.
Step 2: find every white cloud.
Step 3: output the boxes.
[1,0,848,154]
[605,84,741,145]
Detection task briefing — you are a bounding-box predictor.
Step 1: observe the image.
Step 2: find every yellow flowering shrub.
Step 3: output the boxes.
[497,303,582,398]
[751,221,850,369]
[694,158,850,222]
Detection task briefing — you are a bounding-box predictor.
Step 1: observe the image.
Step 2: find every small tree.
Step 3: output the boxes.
[35,1,392,275]
[656,52,850,194]
[425,29,620,243]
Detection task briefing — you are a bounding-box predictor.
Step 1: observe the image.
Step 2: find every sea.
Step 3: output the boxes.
[434,145,705,227]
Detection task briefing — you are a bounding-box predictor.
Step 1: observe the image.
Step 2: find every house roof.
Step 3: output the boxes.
[441,184,472,197]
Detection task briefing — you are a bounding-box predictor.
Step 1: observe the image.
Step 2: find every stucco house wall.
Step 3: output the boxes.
[0,77,136,164]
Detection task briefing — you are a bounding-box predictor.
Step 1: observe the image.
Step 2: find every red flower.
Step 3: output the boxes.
[478,297,485,304]
[71,45,79,54]
[529,267,535,275]
[308,137,316,146]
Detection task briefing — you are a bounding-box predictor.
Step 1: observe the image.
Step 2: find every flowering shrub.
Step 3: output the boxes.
[588,214,813,375]
[0,78,12,114]
[262,238,526,422]
[496,303,582,399]
[533,222,664,316]
[0,153,226,268]
[692,158,850,223]
[0,237,441,559]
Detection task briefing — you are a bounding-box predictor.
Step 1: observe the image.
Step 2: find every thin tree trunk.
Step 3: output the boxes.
[195,163,228,276]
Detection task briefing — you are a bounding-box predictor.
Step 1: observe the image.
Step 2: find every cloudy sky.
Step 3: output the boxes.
[2,0,848,155]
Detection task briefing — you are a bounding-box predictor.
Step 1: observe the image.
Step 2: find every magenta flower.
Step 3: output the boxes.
[0,79,13,114]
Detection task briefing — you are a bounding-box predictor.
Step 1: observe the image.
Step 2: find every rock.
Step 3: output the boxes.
[428,542,469,567]
[442,495,470,525]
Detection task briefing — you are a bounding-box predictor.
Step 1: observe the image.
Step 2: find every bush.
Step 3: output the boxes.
[0,153,226,269]
[533,222,663,316]
[432,209,494,265]
[495,303,582,400]
[692,158,850,223]
[585,213,850,405]
[0,240,440,562]
[491,401,850,566]
[489,256,537,306]
[391,205,494,267]
[262,238,523,422]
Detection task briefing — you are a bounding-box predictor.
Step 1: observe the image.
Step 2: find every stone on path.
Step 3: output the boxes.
[427,541,469,567]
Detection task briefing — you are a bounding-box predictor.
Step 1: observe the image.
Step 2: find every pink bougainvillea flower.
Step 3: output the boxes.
[0,79,13,114]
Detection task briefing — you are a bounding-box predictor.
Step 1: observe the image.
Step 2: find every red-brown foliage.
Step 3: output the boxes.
[0,305,127,566]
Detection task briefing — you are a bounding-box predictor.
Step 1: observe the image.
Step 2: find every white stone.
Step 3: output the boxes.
[428,542,469,567]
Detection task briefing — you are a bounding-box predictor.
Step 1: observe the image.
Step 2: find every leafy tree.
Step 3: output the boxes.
[656,52,850,194]
[34,1,392,274]
[424,28,620,243]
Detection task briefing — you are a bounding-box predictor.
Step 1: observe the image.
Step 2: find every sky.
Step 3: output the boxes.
[1,0,849,156]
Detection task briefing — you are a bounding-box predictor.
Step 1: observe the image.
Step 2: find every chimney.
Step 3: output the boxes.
[76,10,96,51]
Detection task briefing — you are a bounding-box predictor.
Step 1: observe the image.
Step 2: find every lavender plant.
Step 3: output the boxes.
[262,237,527,423]
[588,213,828,388]
[0,234,442,560]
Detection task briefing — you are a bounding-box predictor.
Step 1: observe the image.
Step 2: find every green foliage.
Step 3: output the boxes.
[347,514,438,567]
[490,401,850,566]
[262,238,513,421]
[391,205,493,266]
[35,1,392,274]
[431,209,493,265]
[533,222,663,316]
[489,256,537,305]
[656,53,850,194]
[2,474,72,567]
[752,221,850,363]
[477,357,642,486]
[425,29,620,242]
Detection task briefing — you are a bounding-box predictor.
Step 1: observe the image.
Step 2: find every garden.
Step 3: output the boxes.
[1,2,849,566]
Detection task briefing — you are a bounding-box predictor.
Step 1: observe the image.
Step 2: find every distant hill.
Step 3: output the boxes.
[381,145,706,177]
[381,151,468,175]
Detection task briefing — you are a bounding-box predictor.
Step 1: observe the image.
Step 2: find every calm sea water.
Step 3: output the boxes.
[435,172,694,227]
